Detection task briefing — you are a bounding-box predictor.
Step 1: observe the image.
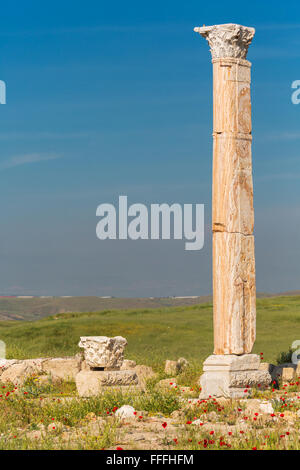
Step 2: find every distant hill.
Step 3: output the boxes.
[0,291,294,321]
[0,296,299,365]
[0,296,213,321]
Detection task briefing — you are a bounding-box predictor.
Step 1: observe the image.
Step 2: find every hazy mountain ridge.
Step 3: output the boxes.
[0,291,295,321]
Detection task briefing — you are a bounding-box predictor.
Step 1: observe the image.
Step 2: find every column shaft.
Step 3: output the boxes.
[212,58,256,354]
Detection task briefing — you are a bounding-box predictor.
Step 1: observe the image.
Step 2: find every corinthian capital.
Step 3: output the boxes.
[194,23,255,60]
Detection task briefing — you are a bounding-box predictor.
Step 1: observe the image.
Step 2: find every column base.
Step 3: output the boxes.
[199,354,271,399]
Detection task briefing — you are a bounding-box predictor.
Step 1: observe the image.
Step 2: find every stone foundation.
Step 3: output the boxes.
[199,354,271,399]
[75,336,141,396]
[76,370,138,397]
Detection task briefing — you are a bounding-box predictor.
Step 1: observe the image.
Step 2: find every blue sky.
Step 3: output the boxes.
[0,0,300,296]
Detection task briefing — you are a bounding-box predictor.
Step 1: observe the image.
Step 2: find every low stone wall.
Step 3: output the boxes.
[0,356,157,394]
[0,356,82,385]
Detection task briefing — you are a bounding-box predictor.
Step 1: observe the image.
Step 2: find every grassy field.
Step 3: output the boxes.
[0,296,213,321]
[0,296,300,450]
[0,296,299,366]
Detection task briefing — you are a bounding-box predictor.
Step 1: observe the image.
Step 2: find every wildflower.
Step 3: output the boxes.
[162,422,167,429]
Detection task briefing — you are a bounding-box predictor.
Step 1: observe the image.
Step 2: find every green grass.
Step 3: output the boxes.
[0,296,212,321]
[0,296,299,366]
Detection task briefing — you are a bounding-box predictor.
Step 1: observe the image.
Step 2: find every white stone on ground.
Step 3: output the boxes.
[259,401,274,414]
[115,405,136,419]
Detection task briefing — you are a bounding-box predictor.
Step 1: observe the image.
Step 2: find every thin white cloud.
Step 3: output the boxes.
[0,23,182,37]
[0,131,92,141]
[0,153,61,170]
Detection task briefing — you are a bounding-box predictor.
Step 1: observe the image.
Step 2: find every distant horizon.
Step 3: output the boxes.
[0,290,299,299]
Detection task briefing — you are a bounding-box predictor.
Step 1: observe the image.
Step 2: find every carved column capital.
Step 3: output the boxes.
[194,23,255,60]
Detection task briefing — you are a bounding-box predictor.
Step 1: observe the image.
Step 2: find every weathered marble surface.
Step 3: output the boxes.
[195,24,256,355]
[194,24,255,60]
[200,355,271,399]
[78,336,127,369]
[76,370,138,397]
[213,232,256,354]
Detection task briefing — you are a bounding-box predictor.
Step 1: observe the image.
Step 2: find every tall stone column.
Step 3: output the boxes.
[194,24,271,398]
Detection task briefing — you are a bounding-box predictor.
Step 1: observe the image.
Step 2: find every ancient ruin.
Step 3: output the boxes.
[76,336,138,396]
[78,336,128,369]
[194,24,271,397]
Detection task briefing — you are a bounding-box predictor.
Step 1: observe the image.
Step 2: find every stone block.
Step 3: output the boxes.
[259,362,275,374]
[203,354,260,371]
[164,360,178,375]
[199,354,271,399]
[1,362,37,385]
[272,363,297,382]
[177,357,189,371]
[78,336,127,369]
[259,401,274,414]
[76,370,138,397]
[164,358,189,375]
[134,365,157,389]
[282,367,296,382]
[42,357,81,381]
[120,360,137,370]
